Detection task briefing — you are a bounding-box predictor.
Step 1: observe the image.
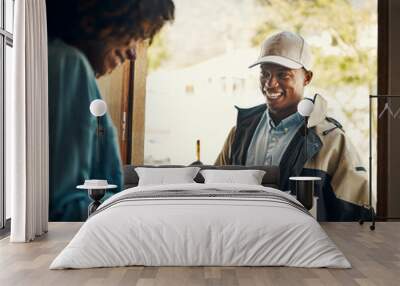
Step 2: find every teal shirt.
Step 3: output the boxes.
[48,39,123,221]
[246,111,304,166]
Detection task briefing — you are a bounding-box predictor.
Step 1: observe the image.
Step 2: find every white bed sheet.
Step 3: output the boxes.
[50,183,351,269]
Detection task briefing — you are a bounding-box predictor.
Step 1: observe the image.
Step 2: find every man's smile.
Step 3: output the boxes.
[266,91,285,100]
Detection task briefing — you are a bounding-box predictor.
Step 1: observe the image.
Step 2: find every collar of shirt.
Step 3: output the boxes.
[267,111,304,133]
[245,110,304,166]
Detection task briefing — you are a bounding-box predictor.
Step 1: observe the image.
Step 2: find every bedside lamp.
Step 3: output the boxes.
[90,99,107,164]
[77,99,111,217]
[289,96,320,212]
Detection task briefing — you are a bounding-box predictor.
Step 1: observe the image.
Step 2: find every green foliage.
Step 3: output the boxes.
[313,48,377,89]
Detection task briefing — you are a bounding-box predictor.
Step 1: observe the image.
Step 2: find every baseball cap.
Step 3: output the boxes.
[249,31,312,70]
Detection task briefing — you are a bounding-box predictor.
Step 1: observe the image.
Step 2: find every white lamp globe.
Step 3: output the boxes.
[90,99,107,117]
[297,99,314,117]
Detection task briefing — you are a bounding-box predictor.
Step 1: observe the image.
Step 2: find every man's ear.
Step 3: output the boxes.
[304,70,313,86]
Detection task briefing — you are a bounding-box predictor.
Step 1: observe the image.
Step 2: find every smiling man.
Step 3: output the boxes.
[215,31,368,221]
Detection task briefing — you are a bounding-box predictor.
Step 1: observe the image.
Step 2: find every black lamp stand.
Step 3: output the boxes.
[96,116,105,164]
[358,95,381,230]
[87,189,106,216]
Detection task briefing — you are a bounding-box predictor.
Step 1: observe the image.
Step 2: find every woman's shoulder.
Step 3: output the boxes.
[48,38,92,73]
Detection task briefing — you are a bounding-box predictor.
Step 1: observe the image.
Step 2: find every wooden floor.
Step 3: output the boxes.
[0,222,398,286]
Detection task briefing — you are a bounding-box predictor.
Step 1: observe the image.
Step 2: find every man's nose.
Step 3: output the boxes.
[266,74,279,88]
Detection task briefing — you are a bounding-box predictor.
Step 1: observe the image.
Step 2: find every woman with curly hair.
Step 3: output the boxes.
[46,0,174,221]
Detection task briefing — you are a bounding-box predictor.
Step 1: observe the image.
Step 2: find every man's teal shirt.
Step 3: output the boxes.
[48,39,123,221]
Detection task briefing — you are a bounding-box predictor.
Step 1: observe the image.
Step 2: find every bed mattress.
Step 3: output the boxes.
[50,183,350,269]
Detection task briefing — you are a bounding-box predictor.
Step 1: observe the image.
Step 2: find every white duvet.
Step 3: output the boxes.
[50,183,351,269]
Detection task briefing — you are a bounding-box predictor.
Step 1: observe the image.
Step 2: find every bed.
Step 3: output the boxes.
[50,165,350,269]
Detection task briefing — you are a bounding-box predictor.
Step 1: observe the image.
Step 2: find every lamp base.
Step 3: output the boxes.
[87,189,106,216]
[289,176,321,211]
[294,180,314,210]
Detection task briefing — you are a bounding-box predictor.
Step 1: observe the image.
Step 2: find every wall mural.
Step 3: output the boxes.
[46,0,377,222]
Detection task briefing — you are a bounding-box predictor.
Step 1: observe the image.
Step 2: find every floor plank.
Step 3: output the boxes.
[0,222,398,286]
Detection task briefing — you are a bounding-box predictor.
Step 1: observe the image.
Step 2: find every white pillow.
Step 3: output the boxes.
[135,167,201,186]
[200,169,266,185]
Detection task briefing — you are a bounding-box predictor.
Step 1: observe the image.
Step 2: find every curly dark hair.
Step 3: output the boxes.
[46,0,175,45]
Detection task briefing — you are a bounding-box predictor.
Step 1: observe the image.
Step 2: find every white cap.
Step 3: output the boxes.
[249,31,312,70]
